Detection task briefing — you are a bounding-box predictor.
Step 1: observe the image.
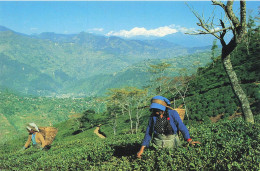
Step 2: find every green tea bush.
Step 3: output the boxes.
[0,116,259,170]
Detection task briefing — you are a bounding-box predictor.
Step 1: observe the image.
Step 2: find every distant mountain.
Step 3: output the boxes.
[0,25,215,96]
[0,54,61,96]
[123,32,221,48]
[62,50,216,97]
[162,32,216,47]
[0,26,13,32]
[33,32,194,57]
[32,32,77,43]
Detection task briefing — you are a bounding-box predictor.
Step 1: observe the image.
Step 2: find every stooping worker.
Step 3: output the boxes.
[22,123,46,150]
[137,96,200,158]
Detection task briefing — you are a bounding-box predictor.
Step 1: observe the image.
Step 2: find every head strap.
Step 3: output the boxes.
[151,99,174,110]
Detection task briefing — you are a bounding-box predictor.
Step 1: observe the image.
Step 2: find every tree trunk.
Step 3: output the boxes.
[136,111,140,133]
[113,118,117,135]
[128,109,133,134]
[189,0,254,123]
[222,54,254,123]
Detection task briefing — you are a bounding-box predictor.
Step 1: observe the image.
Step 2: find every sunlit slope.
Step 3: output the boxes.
[0,116,259,170]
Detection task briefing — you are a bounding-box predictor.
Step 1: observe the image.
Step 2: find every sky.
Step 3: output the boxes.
[0,1,259,38]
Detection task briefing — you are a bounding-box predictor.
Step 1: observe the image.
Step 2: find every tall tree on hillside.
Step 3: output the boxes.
[188,0,254,123]
[106,93,121,135]
[167,74,194,120]
[147,62,171,94]
[211,39,218,67]
[107,87,148,134]
[245,13,256,55]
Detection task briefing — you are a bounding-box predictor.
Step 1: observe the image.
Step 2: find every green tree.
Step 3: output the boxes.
[78,109,96,131]
[147,62,171,94]
[167,73,194,120]
[107,87,148,134]
[211,39,218,67]
[106,91,123,135]
[245,13,257,55]
[188,0,254,123]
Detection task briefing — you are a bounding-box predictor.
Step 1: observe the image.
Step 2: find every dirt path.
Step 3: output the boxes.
[94,124,106,139]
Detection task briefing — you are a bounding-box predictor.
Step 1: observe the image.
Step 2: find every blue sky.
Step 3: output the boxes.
[0,1,259,38]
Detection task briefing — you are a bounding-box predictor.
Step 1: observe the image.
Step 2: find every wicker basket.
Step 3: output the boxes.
[39,127,58,145]
[174,108,185,121]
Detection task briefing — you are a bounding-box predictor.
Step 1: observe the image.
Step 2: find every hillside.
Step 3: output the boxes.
[0,27,213,96]
[0,21,259,171]
[1,23,258,143]
[0,115,259,170]
[63,50,214,96]
[0,89,97,141]
[171,25,260,121]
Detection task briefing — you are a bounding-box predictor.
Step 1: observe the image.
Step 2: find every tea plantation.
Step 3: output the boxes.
[0,15,259,171]
[0,115,259,170]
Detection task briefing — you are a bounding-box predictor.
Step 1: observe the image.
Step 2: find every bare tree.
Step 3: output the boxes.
[134,92,149,133]
[107,87,148,134]
[106,99,120,135]
[187,0,254,123]
[91,98,106,114]
[167,74,194,120]
[110,109,118,135]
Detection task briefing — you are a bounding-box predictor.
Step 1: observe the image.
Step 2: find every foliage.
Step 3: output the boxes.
[0,12,259,171]
[0,90,100,142]
[106,87,149,134]
[170,23,260,121]
[0,115,259,170]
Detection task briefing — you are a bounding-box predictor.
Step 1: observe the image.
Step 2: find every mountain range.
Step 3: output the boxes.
[0,25,216,97]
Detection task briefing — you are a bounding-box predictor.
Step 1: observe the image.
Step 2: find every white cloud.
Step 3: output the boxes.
[170,25,195,33]
[209,27,221,33]
[106,26,177,38]
[106,25,195,38]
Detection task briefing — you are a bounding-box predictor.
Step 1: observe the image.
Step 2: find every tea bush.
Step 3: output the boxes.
[0,115,259,170]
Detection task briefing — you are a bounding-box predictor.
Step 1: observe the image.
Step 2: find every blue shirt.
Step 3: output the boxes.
[31,133,37,145]
[141,109,191,147]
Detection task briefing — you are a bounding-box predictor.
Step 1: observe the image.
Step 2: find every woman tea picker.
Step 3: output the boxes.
[22,123,46,150]
[137,96,200,158]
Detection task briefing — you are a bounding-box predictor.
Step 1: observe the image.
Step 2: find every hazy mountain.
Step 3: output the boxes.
[0,26,13,32]
[0,26,214,96]
[123,32,220,48]
[0,54,61,95]
[32,32,77,43]
[162,32,216,47]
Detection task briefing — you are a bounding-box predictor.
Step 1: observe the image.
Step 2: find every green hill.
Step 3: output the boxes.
[0,28,213,96]
[169,25,260,121]
[0,22,259,170]
[0,89,97,141]
[62,49,215,96]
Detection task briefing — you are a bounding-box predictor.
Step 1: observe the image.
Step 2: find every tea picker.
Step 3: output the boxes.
[137,96,201,158]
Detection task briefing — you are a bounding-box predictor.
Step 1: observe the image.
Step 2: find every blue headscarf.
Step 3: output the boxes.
[150,95,171,111]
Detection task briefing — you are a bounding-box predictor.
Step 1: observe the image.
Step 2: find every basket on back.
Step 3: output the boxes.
[173,107,185,136]
[174,108,185,121]
[39,127,58,146]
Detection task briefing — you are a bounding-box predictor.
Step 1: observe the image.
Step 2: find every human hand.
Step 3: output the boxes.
[137,150,143,159]
[137,146,145,159]
[189,140,201,146]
